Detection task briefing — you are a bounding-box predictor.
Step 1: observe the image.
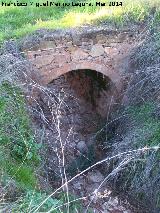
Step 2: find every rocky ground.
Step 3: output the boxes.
[70,170,133,213]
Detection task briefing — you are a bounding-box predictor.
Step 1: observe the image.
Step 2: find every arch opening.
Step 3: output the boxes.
[49,69,118,119]
[33,68,119,182]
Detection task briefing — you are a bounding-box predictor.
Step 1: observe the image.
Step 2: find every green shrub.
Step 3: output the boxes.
[0,81,41,164]
[0,81,41,190]
[10,190,84,213]
[117,102,160,209]
[12,190,62,212]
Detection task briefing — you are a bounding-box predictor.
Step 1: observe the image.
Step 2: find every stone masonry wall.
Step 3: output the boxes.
[21,27,136,97]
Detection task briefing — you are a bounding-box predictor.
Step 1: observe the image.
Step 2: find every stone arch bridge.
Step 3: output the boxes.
[22,27,137,103]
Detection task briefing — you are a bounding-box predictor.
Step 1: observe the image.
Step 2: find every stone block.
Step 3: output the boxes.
[90,44,105,57]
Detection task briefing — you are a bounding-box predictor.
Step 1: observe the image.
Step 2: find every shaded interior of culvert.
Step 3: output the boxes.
[32,68,119,183]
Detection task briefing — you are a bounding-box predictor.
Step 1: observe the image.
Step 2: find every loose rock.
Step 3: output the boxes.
[88,170,104,183]
[76,141,88,153]
[90,44,105,57]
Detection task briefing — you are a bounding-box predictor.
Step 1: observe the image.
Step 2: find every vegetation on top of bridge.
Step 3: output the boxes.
[0,0,160,42]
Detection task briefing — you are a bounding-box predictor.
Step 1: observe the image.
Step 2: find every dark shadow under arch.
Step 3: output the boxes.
[49,68,118,118]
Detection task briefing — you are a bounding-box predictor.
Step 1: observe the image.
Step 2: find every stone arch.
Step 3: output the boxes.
[27,60,123,108]
[23,28,135,103]
[39,61,122,93]
[45,65,121,118]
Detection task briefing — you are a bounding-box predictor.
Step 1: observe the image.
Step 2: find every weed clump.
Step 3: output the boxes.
[0,81,41,193]
[110,103,160,212]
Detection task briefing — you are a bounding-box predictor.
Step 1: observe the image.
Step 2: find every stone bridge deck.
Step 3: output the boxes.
[22,27,136,93]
